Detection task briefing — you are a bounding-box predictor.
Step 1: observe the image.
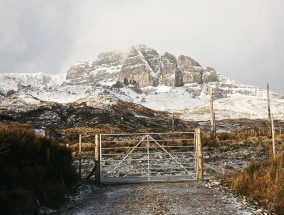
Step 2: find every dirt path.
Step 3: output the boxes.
[57,182,264,215]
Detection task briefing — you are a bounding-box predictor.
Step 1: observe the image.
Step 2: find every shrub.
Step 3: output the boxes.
[0,123,78,214]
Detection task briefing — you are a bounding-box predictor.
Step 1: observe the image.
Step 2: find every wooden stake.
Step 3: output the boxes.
[195,128,203,181]
[171,114,175,132]
[271,114,276,160]
[79,134,82,154]
[95,134,101,184]
[267,83,272,136]
[210,89,216,139]
[213,112,216,137]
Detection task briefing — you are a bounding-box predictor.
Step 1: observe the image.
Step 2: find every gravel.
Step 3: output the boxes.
[57,182,265,215]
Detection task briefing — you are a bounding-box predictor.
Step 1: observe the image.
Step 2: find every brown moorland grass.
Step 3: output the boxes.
[0,122,78,214]
[229,152,284,214]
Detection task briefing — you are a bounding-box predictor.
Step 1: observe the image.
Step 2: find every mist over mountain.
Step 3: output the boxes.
[0,45,283,123]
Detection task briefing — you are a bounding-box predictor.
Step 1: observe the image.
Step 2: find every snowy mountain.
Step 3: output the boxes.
[0,45,283,122]
[0,72,65,98]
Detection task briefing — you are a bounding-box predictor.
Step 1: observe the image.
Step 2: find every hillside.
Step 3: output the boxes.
[0,45,283,122]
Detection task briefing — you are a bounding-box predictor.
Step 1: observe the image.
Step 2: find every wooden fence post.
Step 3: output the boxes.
[271,115,276,160]
[195,128,203,181]
[267,83,272,137]
[210,89,216,139]
[95,134,101,184]
[171,114,175,132]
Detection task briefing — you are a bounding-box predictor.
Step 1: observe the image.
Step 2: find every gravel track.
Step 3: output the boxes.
[58,182,262,215]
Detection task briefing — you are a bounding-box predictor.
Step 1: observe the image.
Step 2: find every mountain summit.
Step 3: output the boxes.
[0,45,283,121]
[65,44,218,88]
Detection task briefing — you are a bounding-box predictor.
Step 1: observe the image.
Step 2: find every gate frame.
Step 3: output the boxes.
[95,129,203,184]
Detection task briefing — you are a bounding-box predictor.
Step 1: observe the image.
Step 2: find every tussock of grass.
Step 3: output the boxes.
[0,123,78,214]
[229,153,284,214]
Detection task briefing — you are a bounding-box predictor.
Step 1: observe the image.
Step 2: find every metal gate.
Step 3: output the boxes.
[100,132,197,183]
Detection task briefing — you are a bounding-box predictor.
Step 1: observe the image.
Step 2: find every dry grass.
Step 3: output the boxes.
[0,122,78,214]
[229,153,284,214]
[201,129,283,147]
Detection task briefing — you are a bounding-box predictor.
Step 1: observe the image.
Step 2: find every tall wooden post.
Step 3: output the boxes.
[213,112,216,137]
[195,128,203,181]
[147,135,150,181]
[210,89,216,139]
[271,114,276,160]
[95,134,101,184]
[267,83,272,136]
[171,114,175,132]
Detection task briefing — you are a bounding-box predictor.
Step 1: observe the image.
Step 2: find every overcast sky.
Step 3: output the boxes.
[1,0,284,93]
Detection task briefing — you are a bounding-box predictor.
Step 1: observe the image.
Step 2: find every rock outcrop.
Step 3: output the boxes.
[160,52,177,86]
[118,46,159,87]
[177,55,202,84]
[65,62,91,85]
[65,51,126,85]
[202,67,218,83]
[64,45,219,87]
[89,51,125,83]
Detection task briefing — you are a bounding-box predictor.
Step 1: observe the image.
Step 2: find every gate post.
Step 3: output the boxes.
[95,134,101,184]
[195,128,203,181]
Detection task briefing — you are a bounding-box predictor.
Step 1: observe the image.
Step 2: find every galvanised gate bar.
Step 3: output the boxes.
[99,131,200,183]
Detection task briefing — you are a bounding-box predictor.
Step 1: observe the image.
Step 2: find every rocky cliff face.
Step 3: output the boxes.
[65,45,219,88]
[1,44,284,122]
[118,46,159,87]
[1,45,282,107]
[177,55,202,84]
[65,62,91,85]
[65,51,126,85]
[160,52,177,86]
[90,51,125,83]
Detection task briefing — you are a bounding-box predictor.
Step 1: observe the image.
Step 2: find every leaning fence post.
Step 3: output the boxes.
[195,128,203,181]
[95,134,101,184]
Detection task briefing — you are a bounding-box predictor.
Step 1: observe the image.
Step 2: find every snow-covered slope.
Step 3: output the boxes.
[1,82,283,122]
[0,73,65,99]
[182,97,284,121]
[0,92,49,111]
[0,45,283,122]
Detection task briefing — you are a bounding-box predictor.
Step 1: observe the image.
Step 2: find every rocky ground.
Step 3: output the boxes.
[55,181,268,215]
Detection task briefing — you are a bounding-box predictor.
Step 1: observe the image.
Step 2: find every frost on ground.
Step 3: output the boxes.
[58,182,266,215]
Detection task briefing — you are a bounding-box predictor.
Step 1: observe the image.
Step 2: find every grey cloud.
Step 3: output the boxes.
[0,0,284,93]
